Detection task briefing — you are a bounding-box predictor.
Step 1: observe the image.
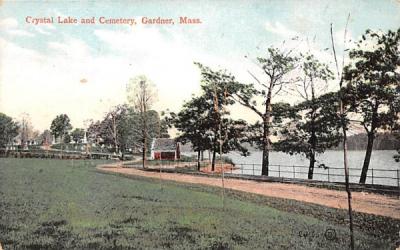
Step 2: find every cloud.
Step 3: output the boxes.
[0,17,35,37]
[48,36,91,58]
[7,29,35,37]
[0,25,260,131]
[264,21,299,38]
[0,17,18,29]
[34,24,56,35]
[0,29,202,130]
[93,26,256,112]
[0,36,114,130]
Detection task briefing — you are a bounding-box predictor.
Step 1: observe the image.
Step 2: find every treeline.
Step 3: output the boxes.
[335,133,400,151]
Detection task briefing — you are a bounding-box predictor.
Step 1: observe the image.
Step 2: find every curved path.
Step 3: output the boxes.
[97,164,400,219]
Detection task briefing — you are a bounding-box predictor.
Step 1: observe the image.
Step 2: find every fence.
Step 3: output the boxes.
[123,159,201,169]
[230,163,400,187]
[128,159,400,188]
[0,148,117,160]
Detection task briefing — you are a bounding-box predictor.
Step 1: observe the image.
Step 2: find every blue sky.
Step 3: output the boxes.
[0,0,399,131]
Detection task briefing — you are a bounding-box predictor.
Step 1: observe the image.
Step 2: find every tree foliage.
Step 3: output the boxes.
[0,113,19,148]
[87,105,167,157]
[127,75,158,167]
[50,114,72,142]
[344,28,400,183]
[274,54,340,179]
[274,92,343,176]
[71,128,85,144]
[170,63,250,170]
[227,47,298,176]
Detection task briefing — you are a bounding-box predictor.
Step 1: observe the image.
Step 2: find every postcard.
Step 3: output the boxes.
[0,1,399,249]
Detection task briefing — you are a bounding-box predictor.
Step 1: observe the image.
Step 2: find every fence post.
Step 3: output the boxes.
[252,164,255,176]
[371,168,374,185]
[278,165,281,178]
[397,169,399,199]
[241,164,243,175]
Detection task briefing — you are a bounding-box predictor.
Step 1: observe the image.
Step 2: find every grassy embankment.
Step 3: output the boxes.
[0,158,397,249]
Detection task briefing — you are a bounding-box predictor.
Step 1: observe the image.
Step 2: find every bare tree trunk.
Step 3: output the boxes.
[197,150,201,171]
[308,102,317,180]
[261,90,272,176]
[112,115,118,154]
[141,113,147,168]
[331,19,354,250]
[142,137,146,168]
[342,122,354,249]
[308,151,315,179]
[211,145,217,171]
[359,132,374,184]
[142,108,147,169]
[261,124,270,176]
[60,135,64,159]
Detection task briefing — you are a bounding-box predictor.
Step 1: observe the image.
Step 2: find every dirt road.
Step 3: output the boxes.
[98,164,400,219]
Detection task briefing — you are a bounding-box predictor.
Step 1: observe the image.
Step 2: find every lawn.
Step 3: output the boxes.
[0,158,393,249]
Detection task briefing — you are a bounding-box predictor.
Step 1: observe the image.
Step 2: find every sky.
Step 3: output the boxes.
[0,0,399,132]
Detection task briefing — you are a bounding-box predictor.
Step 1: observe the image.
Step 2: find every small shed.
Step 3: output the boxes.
[151,138,180,160]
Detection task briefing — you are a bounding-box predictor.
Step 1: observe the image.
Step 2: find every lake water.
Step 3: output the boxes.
[184,150,400,186]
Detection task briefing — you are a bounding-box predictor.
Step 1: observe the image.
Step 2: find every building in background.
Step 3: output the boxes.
[151,138,180,160]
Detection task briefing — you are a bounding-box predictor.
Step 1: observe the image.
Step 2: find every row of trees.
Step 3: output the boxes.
[48,75,167,164]
[169,28,400,184]
[0,113,53,149]
[0,75,166,168]
[336,132,400,150]
[0,112,83,149]
[86,105,168,158]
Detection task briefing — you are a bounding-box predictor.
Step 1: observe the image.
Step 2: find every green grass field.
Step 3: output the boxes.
[0,158,394,249]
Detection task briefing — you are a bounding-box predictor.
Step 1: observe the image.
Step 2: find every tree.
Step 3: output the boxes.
[87,105,166,158]
[274,54,340,179]
[0,113,19,148]
[274,93,342,179]
[19,113,35,148]
[87,120,102,145]
[101,105,129,153]
[229,47,298,176]
[50,114,72,144]
[63,133,71,144]
[71,128,85,144]
[390,68,400,162]
[331,18,354,249]
[116,108,164,158]
[170,96,213,170]
[344,28,400,184]
[393,124,400,162]
[186,63,249,171]
[127,75,158,168]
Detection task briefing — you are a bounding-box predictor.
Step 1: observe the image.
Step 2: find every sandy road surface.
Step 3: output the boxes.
[97,164,400,219]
